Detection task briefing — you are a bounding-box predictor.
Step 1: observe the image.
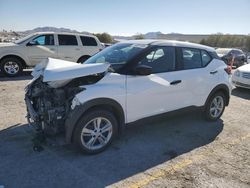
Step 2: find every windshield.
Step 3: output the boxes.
[84,43,148,71]
[216,48,231,55]
[14,33,36,44]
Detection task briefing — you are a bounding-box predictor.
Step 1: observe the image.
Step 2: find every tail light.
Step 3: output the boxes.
[224,66,232,75]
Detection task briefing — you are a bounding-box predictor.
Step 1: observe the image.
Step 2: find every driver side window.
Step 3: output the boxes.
[31,34,54,45]
[138,46,175,73]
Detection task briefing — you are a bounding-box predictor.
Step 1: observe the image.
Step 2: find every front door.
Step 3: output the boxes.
[126,46,187,123]
[26,34,57,66]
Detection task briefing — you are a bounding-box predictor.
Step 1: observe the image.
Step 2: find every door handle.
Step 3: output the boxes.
[210,70,218,74]
[75,48,80,51]
[49,48,55,51]
[170,80,182,85]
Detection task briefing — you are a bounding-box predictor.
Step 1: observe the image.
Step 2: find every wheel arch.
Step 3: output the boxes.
[65,97,125,143]
[205,84,230,107]
[77,55,91,63]
[0,54,27,68]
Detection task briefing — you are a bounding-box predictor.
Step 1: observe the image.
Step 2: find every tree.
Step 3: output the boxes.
[94,32,113,43]
[134,33,144,40]
[200,38,206,45]
[246,36,250,51]
[200,34,248,49]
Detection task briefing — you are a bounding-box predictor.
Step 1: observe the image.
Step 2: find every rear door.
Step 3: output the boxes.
[26,34,57,66]
[174,47,217,107]
[79,36,102,59]
[57,34,81,62]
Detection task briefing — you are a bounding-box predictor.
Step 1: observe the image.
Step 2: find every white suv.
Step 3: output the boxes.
[0,32,103,76]
[25,40,232,154]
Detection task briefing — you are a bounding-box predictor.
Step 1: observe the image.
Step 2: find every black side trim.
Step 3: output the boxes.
[64,98,125,143]
[126,106,203,127]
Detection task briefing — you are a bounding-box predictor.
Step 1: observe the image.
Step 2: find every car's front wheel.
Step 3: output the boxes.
[0,57,23,76]
[205,92,226,121]
[73,109,118,154]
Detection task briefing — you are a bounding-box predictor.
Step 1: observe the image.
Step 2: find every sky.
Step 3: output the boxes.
[0,0,250,36]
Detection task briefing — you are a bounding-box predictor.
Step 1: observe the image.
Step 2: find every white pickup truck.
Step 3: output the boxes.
[0,32,103,76]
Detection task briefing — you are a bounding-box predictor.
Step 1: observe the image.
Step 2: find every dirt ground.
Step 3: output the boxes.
[0,74,249,188]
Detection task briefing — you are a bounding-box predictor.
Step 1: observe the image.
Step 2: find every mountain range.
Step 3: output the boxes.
[16,27,246,43]
[114,32,210,43]
[18,27,90,35]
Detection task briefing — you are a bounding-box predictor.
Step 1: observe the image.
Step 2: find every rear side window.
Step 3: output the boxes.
[80,36,97,46]
[209,51,220,59]
[58,35,78,45]
[201,50,212,66]
[181,48,202,69]
[31,34,54,45]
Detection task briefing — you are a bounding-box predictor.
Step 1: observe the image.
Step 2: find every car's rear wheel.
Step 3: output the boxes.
[0,57,23,76]
[204,92,226,121]
[73,109,118,154]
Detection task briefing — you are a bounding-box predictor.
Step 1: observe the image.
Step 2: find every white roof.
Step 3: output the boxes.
[122,39,215,52]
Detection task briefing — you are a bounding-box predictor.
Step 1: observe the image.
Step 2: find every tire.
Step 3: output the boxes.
[73,109,118,154]
[204,92,226,121]
[0,57,23,76]
[77,56,90,63]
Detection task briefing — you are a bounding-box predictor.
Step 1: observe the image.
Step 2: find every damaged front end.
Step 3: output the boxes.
[24,58,109,142]
[25,77,85,135]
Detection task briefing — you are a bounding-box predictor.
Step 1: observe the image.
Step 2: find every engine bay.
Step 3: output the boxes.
[25,73,105,135]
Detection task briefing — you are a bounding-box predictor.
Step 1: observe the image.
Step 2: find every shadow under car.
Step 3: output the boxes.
[231,87,250,100]
[0,110,224,188]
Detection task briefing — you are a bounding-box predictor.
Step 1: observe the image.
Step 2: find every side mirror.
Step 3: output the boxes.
[134,65,152,76]
[26,41,37,46]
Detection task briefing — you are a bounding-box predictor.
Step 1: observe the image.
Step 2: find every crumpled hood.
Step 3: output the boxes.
[32,58,110,82]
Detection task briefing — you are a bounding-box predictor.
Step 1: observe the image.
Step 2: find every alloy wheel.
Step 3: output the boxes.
[4,61,20,75]
[209,96,224,118]
[80,117,113,150]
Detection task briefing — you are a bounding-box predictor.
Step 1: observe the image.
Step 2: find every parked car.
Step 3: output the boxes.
[101,43,112,48]
[25,40,232,154]
[216,48,246,68]
[0,32,103,76]
[232,63,250,89]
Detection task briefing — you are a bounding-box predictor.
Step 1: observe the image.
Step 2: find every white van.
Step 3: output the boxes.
[0,32,103,76]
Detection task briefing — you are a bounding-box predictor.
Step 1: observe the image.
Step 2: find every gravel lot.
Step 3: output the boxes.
[0,73,249,188]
